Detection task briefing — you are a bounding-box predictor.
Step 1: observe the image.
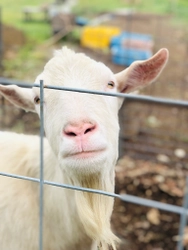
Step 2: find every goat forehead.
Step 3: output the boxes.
[43,51,113,89]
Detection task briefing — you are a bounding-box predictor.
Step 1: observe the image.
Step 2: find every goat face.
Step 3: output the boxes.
[34,50,120,176]
[0,47,169,177]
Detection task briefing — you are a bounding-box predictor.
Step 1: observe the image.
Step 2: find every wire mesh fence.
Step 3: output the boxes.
[0,78,188,250]
[77,8,188,101]
[1,1,188,249]
[0,7,3,70]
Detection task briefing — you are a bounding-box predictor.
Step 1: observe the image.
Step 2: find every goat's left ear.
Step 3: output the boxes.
[0,85,35,112]
[115,48,169,94]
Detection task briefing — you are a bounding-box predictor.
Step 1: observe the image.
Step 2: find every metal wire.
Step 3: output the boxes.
[0,170,187,215]
[1,77,188,107]
[0,8,3,70]
[39,80,44,250]
[178,176,188,250]
[0,79,188,250]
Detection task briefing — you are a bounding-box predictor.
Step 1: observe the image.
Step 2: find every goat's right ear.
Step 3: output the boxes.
[0,85,36,112]
[115,48,169,94]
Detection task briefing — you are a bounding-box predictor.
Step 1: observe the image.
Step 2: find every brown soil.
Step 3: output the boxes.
[2,24,26,53]
[112,156,186,250]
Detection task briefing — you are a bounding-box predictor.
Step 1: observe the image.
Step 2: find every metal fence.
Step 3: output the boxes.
[0,77,188,250]
[0,7,3,70]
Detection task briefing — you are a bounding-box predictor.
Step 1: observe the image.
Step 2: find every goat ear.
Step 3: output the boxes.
[115,48,169,94]
[0,85,35,112]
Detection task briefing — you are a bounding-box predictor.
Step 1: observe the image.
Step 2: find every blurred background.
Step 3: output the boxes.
[0,0,188,249]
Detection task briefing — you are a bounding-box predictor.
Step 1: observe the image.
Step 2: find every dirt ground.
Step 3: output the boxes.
[1,12,188,250]
[113,156,187,250]
[2,24,26,52]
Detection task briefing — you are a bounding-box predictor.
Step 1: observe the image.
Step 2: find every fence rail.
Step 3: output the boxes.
[0,78,188,250]
[1,77,188,107]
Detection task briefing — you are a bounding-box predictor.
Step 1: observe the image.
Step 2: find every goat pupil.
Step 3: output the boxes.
[108,81,114,88]
[34,97,40,104]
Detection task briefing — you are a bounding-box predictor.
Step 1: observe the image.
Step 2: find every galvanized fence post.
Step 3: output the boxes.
[39,80,44,250]
[177,175,188,250]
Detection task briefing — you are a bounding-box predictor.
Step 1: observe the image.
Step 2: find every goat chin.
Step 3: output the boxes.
[68,172,119,250]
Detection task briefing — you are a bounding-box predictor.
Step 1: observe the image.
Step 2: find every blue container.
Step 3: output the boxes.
[75,16,89,26]
[110,31,153,66]
[110,32,152,48]
[111,46,152,66]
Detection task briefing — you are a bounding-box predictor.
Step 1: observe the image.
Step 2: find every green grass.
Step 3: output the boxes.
[1,0,52,80]
[1,0,51,43]
[133,0,188,21]
[73,0,188,21]
[72,0,129,16]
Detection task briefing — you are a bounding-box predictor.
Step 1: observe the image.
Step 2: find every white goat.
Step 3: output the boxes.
[0,47,169,250]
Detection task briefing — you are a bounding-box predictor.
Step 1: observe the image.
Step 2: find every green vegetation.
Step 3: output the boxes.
[1,0,188,44]
[1,0,188,80]
[1,0,51,79]
[73,0,188,21]
[3,44,48,80]
[132,0,188,21]
[72,0,128,16]
[1,0,51,43]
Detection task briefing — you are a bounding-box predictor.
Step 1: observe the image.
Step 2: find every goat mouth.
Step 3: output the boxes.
[65,149,106,159]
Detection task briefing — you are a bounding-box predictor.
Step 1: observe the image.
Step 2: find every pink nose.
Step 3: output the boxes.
[63,122,97,138]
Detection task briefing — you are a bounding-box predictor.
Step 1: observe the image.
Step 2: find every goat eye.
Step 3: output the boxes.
[107,81,115,89]
[34,96,40,104]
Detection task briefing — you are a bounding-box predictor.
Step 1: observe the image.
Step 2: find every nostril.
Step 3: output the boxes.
[63,122,97,138]
[84,128,91,134]
[66,132,77,137]
[84,125,96,134]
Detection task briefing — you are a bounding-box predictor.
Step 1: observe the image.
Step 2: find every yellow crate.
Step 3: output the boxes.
[81,26,121,49]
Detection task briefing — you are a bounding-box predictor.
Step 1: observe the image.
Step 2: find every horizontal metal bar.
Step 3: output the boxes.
[0,171,187,216]
[126,94,188,107]
[0,171,40,183]
[0,77,32,87]
[37,84,188,107]
[1,77,188,107]
[120,194,185,215]
[43,179,119,198]
[0,171,119,198]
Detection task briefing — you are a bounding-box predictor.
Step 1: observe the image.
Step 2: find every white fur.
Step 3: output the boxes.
[0,47,169,250]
